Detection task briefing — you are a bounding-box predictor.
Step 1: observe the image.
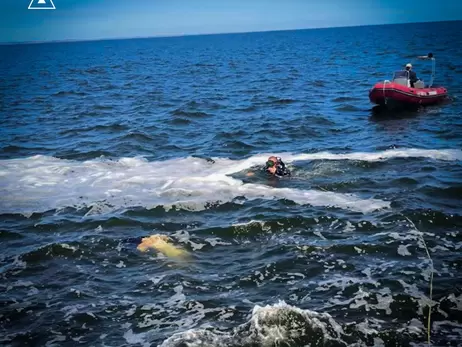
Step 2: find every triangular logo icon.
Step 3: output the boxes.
[28,0,56,10]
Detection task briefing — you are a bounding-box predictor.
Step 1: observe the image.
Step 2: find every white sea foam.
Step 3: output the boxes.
[123,328,150,347]
[213,148,462,176]
[159,300,348,347]
[282,148,462,163]
[397,244,412,256]
[1,148,459,216]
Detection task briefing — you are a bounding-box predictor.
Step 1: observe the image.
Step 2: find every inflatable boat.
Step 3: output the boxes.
[369,56,447,109]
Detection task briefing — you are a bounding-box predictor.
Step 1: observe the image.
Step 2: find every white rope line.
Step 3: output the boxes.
[403,215,434,346]
[429,58,435,88]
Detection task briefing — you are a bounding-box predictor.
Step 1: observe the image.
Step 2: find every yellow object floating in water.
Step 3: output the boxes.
[137,234,187,258]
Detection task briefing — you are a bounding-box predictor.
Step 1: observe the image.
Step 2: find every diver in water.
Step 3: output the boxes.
[264,156,291,177]
[244,155,291,178]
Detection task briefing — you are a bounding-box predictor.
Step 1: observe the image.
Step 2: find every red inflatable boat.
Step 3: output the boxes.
[369,56,447,109]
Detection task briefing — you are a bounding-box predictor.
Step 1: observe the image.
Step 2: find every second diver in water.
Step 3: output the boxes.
[264,156,291,177]
[245,155,291,178]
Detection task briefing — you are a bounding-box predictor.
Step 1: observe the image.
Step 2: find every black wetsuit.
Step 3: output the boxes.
[408,70,418,87]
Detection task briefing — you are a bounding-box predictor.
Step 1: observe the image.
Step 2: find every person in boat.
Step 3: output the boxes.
[264,156,291,177]
[405,63,419,88]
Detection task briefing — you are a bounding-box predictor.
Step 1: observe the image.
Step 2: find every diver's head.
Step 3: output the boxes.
[265,156,285,175]
[265,156,279,168]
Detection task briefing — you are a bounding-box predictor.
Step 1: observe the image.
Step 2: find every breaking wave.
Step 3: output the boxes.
[1,148,460,216]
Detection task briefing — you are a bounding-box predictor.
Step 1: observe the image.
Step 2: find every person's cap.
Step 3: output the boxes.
[406,63,412,68]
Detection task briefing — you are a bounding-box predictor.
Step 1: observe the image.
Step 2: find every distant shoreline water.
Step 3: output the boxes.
[1,19,460,46]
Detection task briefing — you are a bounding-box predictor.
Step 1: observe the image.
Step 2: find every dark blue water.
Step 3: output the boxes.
[1,21,462,347]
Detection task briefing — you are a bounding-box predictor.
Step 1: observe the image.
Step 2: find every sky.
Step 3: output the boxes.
[1,0,461,43]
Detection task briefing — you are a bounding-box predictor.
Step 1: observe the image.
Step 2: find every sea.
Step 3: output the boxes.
[1,20,461,347]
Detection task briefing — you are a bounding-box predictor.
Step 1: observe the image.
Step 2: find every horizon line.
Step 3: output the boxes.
[1,18,460,46]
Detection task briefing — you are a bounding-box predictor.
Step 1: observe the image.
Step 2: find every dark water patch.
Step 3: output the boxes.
[85,67,107,74]
[310,80,326,87]
[390,177,419,186]
[0,144,49,154]
[31,96,48,103]
[67,68,83,74]
[317,242,399,258]
[283,125,321,138]
[241,88,261,95]
[52,90,87,97]
[169,117,192,125]
[250,127,278,136]
[314,178,380,194]
[156,144,185,153]
[93,104,114,110]
[32,217,156,234]
[373,144,402,151]
[403,209,462,228]
[268,97,297,105]
[251,95,298,106]
[122,205,191,219]
[332,96,360,103]
[119,131,156,143]
[95,143,155,158]
[335,104,362,112]
[183,100,225,110]
[418,185,462,200]
[171,109,213,118]
[193,62,216,67]
[369,106,421,120]
[0,229,23,241]
[76,80,91,88]
[420,165,437,173]
[222,140,255,149]
[435,131,462,140]
[235,105,258,112]
[59,123,128,135]
[57,149,114,160]
[16,242,86,263]
[214,130,248,139]
[144,89,164,98]
[158,101,177,108]
[303,115,336,126]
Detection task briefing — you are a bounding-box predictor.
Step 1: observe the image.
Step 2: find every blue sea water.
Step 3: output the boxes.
[1,20,462,346]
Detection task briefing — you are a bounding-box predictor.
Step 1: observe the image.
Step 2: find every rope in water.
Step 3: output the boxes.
[313,184,434,343]
[403,215,434,346]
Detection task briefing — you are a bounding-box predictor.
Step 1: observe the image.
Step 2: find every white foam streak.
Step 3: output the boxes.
[282,148,462,163]
[160,301,347,347]
[215,148,461,176]
[2,148,458,215]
